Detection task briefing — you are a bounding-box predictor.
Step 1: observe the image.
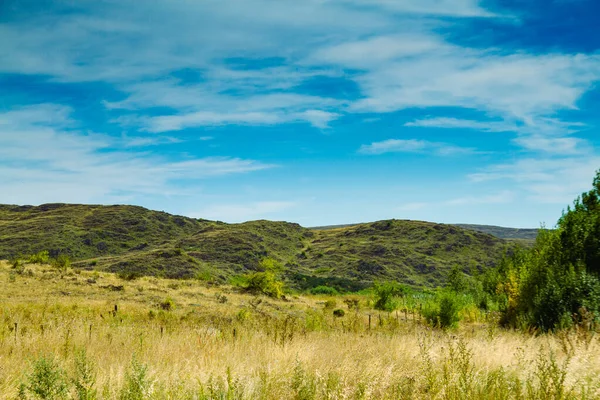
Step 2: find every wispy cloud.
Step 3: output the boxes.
[469,157,600,204]
[358,139,476,156]
[0,104,274,204]
[405,117,517,132]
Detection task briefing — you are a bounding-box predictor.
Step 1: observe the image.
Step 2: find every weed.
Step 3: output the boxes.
[119,357,153,400]
[25,355,68,399]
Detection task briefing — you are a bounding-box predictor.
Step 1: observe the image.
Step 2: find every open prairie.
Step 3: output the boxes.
[2,261,599,399]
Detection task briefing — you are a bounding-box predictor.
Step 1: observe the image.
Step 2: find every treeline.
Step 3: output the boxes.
[448,171,600,332]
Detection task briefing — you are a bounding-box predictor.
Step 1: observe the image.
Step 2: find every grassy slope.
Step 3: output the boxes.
[0,204,513,289]
[294,220,509,290]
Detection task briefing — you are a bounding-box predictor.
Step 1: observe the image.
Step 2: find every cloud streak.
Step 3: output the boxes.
[0,104,275,205]
[359,139,477,156]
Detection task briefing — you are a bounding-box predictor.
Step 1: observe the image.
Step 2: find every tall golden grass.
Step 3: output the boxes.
[1,261,599,399]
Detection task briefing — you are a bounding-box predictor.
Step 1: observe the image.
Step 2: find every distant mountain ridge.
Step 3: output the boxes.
[453,224,538,240]
[313,223,539,241]
[0,203,518,290]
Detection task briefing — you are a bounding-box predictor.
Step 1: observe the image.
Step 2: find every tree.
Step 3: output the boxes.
[488,170,600,331]
[242,257,285,298]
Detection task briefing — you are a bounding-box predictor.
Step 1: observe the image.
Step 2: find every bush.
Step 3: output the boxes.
[118,271,142,281]
[52,254,71,273]
[242,258,285,299]
[119,357,153,400]
[486,171,600,331]
[25,355,68,399]
[373,281,407,312]
[422,292,462,329]
[72,349,97,400]
[324,299,337,309]
[28,251,50,265]
[159,298,174,311]
[333,309,345,318]
[310,286,339,296]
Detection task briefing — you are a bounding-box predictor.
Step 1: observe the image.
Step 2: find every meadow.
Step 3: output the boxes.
[2,261,599,399]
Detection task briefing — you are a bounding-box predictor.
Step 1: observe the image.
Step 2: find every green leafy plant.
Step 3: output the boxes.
[25,355,68,399]
[242,258,285,298]
[72,349,97,400]
[373,281,406,311]
[422,291,462,329]
[310,286,339,296]
[119,357,153,400]
[28,251,50,265]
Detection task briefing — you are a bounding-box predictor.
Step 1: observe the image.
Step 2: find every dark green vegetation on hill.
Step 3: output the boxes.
[0,203,514,290]
[454,224,538,241]
[313,223,538,241]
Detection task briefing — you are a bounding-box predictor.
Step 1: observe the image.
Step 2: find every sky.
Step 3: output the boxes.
[1,0,599,228]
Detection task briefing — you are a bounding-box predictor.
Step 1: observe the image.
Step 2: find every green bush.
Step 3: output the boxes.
[422,292,461,329]
[333,309,345,318]
[28,251,50,265]
[324,299,337,309]
[310,286,339,295]
[72,349,97,400]
[242,258,285,299]
[373,281,406,311]
[25,355,68,399]
[52,254,71,273]
[480,171,600,332]
[119,357,153,400]
[159,298,174,311]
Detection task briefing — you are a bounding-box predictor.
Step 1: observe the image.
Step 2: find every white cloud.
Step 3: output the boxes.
[0,105,274,205]
[2,0,597,138]
[358,139,476,156]
[512,135,589,155]
[191,201,297,222]
[405,117,517,132]
[469,157,600,204]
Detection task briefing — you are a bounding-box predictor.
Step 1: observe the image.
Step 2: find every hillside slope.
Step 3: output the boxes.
[454,224,538,240]
[294,220,509,289]
[0,204,513,289]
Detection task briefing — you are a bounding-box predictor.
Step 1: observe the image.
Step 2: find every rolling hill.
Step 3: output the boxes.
[0,203,517,290]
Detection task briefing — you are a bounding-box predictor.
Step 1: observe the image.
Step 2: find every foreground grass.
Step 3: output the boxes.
[1,261,599,399]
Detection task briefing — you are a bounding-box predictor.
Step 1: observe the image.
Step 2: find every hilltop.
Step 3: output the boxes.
[0,203,515,290]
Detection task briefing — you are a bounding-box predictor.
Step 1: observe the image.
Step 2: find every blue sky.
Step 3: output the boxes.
[1,0,599,228]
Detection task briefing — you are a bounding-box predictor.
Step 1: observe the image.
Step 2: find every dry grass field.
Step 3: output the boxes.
[1,260,599,399]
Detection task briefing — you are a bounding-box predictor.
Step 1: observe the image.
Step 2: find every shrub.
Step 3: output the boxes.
[52,254,71,273]
[25,355,68,399]
[333,309,345,318]
[159,298,174,311]
[373,281,406,312]
[242,258,285,299]
[119,357,153,400]
[310,286,339,296]
[28,251,50,265]
[422,292,461,329]
[72,349,97,400]
[117,271,142,281]
[324,300,337,309]
[215,293,228,304]
[344,298,361,311]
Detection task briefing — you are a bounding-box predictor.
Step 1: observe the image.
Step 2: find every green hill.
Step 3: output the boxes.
[454,224,538,241]
[0,203,515,290]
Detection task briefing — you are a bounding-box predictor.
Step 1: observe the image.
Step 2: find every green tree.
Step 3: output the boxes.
[487,170,600,331]
[243,257,285,298]
[373,281,407,311]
